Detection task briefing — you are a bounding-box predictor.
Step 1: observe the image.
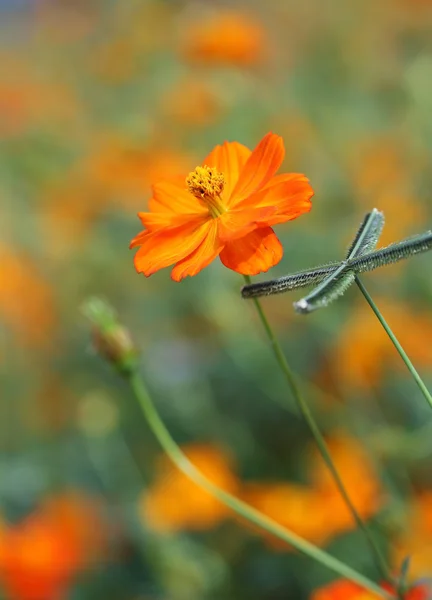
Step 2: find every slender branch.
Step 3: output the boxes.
[244,275,391,579]
[126,370,392,599]
[355,276,432,411]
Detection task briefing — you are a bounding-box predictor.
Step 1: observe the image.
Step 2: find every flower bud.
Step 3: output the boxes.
[82,297,138,375]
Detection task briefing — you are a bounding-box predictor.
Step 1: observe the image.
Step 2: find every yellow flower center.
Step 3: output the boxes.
[186,165,226,218]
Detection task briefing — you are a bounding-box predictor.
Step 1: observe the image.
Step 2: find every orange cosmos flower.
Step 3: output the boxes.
[0,243,56,349]
[330,301,432,391]
[310,579,430,600]
[243,482,339,548]
[307,433,383,532]
[130,132,313,281]
[0,492,105,600]
[140,443,239,532]
[392,491,432,578]
[181,10,267,67]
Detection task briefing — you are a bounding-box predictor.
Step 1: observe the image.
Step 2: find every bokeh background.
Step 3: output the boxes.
[1,0,432,598]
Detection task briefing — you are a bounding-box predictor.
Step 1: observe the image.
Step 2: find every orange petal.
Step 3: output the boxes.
[236,173,311,206]
[148,176,207,215]
[239,173,314,224]
[171,221,223,281]
[230,133,284,205]
[138,211,202,231]
[217,206,276,242]
[133,217,211,277]
[310,580,365,600]
[219,226,283,275]
[202,141,251,206]
[130,230,150,249]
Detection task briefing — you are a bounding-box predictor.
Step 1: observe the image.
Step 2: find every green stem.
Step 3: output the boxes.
[127,370,392,599]
[243,275,391,581]
[355,276,432,411]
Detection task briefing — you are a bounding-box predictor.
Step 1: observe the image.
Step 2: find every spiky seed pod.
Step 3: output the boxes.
[352,232,432,273]
[293,263,355,313]
[346,209,385,260]
[241,262,340,298]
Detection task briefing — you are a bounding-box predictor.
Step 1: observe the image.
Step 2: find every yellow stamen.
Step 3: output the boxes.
[186,165,226,218]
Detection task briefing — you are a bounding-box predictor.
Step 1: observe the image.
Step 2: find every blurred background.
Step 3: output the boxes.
[1,0,432,598]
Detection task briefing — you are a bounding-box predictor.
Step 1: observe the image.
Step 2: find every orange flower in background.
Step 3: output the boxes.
[161,77,223,126]
[348,136,427,246]
[0,492,105,600]
[42,141,192,258]
[392,491,432,578]
[244,433,382,550]
[0,243,55,349]
[130,132,313,281]
[87,140,191,206]
[310,579,430,600]
[141,444,239,532]
[41,177,105,258]
[308,433,383,532]
[0,78,79,138]
[244,483,339,548]
[330,301,432,390]
[181,10,266,67]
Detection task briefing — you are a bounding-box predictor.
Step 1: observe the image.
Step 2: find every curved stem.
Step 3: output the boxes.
[243,275,391,581]
[127,370,392,599]
[355,276,432,410]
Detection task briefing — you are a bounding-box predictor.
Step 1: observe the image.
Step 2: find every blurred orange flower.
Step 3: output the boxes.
[130,132,313,281]
[307,433,383,532]
[392,491,432,578]
[245,433,382,550]
[87,141,191,206]
[365,190,426,247]
[310,579,430,600]
[41,177,104,258]
[0,492,105,600]
[0,244,56,349]
[181,10,266,67]
[42,142,192,256]
[330,301,432,390]
[244,483,337,548]
[0,57,80,138]
[161,77,223,126]
[140,444,239,533]
[348,137,427,246]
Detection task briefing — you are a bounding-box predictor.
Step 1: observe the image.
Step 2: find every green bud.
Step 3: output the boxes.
[82,297,138,375]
